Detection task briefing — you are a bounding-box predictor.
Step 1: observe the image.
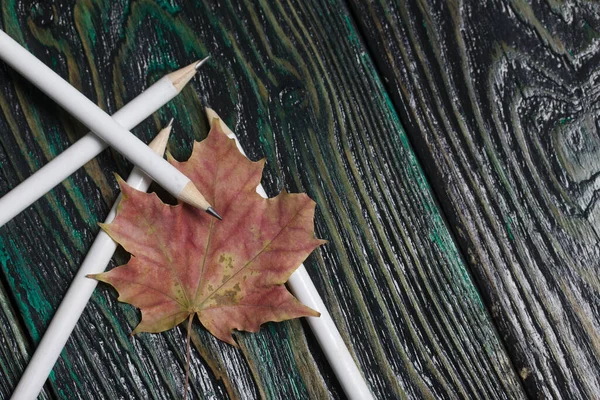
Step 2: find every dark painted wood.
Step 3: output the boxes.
[0,0,525,399]
[347,0,600,398]
[0,279,52,399]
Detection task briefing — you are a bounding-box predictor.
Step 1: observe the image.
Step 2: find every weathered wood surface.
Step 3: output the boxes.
[348,0,600,398]
[0,279,52,399]
[0,0,526,399]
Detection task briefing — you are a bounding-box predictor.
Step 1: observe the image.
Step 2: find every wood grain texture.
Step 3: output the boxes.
[0,1,337,399]
[0,0,524,399]
[0,279,52,399]
[347,0,600,398]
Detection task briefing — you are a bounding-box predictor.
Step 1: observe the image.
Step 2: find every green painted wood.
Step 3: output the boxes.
[0,0,525,399]
[0,277,52,399]
[0,1,338,399]
[347,0,600,398]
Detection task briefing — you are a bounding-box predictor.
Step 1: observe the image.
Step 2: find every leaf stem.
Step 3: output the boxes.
[183,313,194,400]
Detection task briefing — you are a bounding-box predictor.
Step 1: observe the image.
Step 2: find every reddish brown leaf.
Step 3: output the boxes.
[92,117,322,345]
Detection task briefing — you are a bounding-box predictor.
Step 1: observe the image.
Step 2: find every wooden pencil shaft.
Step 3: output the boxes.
[288,269,373,400]
[10,126,172,400]
[0,30,200,207]
[0,75,177,227]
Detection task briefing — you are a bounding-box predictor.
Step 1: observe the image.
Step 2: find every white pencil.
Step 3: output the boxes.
[0,30,221,220]
[0,56,208,228]
[10,122,174,400]
[205,109,374,400]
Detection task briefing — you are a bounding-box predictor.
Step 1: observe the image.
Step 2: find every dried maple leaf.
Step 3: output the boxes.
[91,114,322,347]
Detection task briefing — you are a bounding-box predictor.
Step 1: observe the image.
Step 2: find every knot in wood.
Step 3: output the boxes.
[278,84,306,109]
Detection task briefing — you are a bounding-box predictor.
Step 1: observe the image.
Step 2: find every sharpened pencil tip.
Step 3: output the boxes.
[167,118,174,128]
[206,207,223,220]
[195,56,210,71]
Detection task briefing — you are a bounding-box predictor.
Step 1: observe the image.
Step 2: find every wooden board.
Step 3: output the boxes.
[347,0,600,398]
[0,0,524,398]
[0,278,52,399]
